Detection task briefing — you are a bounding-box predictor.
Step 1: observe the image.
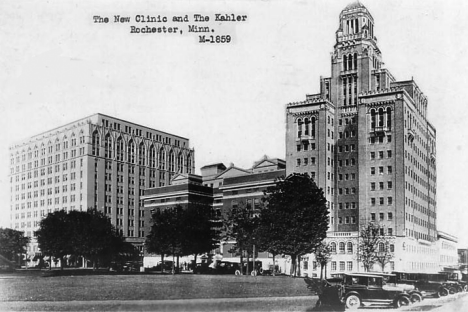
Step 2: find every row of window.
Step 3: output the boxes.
[370,181,392,190]
[370,197,393,206]
[369,135,391,144]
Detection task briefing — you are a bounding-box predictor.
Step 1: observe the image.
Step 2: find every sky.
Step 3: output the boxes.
[1,0,467,246]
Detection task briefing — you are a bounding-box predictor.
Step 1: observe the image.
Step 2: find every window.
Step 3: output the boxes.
[347,242,353,253]
[379,182,384,190]
[379,197,384,205]
[339,261,345,271]
[388,212,393,220]
[379,213,384,221]
[331,261,337,271]
[387,150,392,158]
[379,151,384,159]
[388,197,393,205]
[379,166,384,174]
[339,242,345,253]
[370,182,375,191]
[378,242,385,252]
[387,181,392,189]
[347,261,353,271]
[296,159,301,166]
[388,228,393,236]
[330,242,337,253]
[371,198,376,206]
[388,166,393,174]
[371,213,376,221]
[311,157,316,165]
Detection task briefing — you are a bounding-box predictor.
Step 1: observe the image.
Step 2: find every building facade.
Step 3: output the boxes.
[9,113,194,258]
[286,2,439,275]
[141,156,286,270]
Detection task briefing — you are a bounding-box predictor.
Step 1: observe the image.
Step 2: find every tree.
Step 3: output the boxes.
[35,211,73,270]
[222,202,258,275]
[314,242,332,280]
[35,209,126,270]
[357,222,394,272]
[260,173,329,276]
[180,203,220,265]
[145,206,184,273]
[0,227,30,264]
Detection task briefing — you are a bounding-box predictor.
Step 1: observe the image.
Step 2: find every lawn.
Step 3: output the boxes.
[0,271,312,302]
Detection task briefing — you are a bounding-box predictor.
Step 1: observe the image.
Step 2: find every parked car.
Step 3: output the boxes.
[193,261,241,275]
[154,260,174,272]
[364,272,424,303]
[341,273,411,309]
[392,272,450,298]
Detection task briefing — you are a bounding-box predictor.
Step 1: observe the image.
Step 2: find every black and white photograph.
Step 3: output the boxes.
[1,0,467,311]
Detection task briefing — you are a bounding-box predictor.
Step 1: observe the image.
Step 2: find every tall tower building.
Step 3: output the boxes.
[9,113,194,258]
[286,2,438,273]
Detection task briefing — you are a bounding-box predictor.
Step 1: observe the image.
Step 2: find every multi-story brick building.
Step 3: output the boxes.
[141,156,286,270]
[8,113,194,259]
[286,1,439,274]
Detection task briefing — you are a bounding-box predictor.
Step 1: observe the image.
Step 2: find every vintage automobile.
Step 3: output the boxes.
[441,271,467,293]
[363,272,424,303]
[341,273,412,309]
[392,272,450,298]
[193,261,241,275]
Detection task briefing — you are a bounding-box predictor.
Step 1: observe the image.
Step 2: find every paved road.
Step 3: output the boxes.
[1,294,468,312]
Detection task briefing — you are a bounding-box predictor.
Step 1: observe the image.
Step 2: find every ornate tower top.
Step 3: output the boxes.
[337,1,375,44]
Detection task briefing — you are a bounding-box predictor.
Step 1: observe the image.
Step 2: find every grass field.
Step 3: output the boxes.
[0,270,311,302]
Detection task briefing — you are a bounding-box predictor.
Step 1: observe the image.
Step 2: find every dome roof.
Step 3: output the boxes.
[342,1,367,12]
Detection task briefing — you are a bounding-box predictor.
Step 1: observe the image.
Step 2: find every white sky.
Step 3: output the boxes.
[1,0,467,246]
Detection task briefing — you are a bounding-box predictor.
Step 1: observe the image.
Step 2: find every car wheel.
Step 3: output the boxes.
[345,294,361,309]
[235,270,241,276]
[251,270,257,276]
[410,293,422,304]
[463,285,468,292]
[437,288,449,297]
[448,287,456,295]
[395,296,411,308]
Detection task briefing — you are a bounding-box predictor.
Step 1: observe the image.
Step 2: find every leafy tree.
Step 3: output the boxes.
[180,203,220,265]
[146,206,184,273]
[35,211,74,270]
[357,222,394,272]
[314,242,332,280]
[35,209,126,270]
[0,227,30,264]
[222,202,258,275]
[260,173,329,276]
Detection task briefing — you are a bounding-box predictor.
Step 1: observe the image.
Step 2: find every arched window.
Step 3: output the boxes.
[177,152,183,173]
[149,145,156,168]
[339,242,345,253]
[128,140,135,164]
[348,54,353,70]
[104,134,112,158]
[138,143,145,166]
[116,137,124,161]
[304,118,310,136]
[159,148,165,170]
[186,154,192,174]
[386,107,392,128]
[168,150,175,172]
[343,55,348,71]
[311,117,316,138]
[92,131,100,156]
[297,118,303,137]
[330,242,337,253]
[378,242,385,252]
[353,53,358,69]
[347,242,353,253]
[378,108,384,127]
[370,109,376,129]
